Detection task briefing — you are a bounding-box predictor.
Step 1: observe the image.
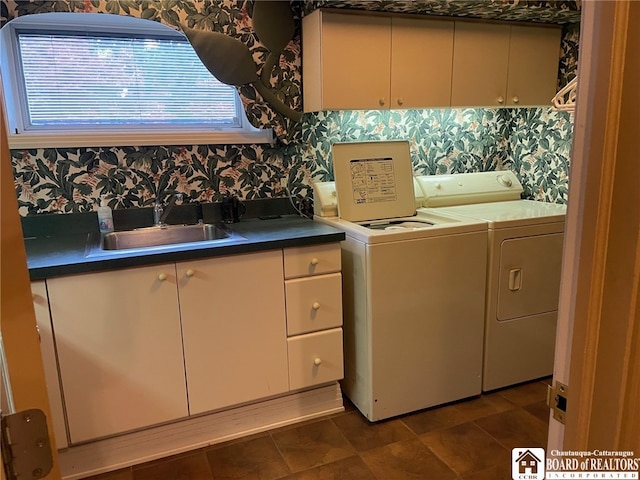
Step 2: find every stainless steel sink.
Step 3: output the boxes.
[102,223,239,250]
[84,223,246,256]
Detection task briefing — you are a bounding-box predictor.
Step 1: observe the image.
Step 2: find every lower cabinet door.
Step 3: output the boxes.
[47,264,188,443]
[287,328,344,391]
[178,250,290,415]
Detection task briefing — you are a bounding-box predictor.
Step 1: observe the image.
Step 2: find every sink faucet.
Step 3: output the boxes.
[154,193,183,226]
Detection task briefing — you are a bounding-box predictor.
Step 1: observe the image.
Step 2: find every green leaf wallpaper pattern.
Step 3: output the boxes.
[2,0,577,215]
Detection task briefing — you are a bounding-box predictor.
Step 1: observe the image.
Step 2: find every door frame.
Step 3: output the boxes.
[549,0,640,451]
[1,88,61,478]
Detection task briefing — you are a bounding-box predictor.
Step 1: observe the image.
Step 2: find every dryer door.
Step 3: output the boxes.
[496,233,564,321]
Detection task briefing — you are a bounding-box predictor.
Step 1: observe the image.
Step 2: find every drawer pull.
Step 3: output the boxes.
[313,357,322,366]
[312,302,321,311]
[310,258,319,266]
[185,269,195,278]
[158,273,168,281]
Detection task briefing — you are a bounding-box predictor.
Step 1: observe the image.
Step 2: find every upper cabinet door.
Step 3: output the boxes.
[303,11,391,112]
[506,24,562,106]
[390,17,454,109]
[451,22,511,107]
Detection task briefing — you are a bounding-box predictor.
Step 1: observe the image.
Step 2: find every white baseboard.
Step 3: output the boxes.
[58,383,343,479]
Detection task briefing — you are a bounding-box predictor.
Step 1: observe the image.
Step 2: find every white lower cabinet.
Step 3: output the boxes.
[46,264,188,444]
[178,251,289,415]
[37,243,343,445]
[31,281,68,449]
[284,244,344,391]
[287,328,344,391]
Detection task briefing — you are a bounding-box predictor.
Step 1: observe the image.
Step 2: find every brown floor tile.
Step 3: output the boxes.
[205,435,290,480]
[450,392,517,422]
[420,422,509,476]
[496,379,549,406]
[132,451,212,480]
[85,469,133,480]
[475,408,548,451]
[524,400,552,424]
[460,462,513,480]
[401,402,468,435]
[400,391,515,436]
[271,419,356,473]
[282,456,377,480]
[331,411,415,452]
[360,438,457,480]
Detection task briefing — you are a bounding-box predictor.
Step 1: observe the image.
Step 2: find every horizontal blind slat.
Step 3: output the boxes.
[18,32,240,127]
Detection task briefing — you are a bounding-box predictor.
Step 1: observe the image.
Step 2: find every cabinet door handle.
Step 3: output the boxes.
[313,357,322,366]
[378,98,386,107]
[312,302,321,311]
[185,269,195,278]
[508,268,522,291]
[396,97,404,106]
[497,96,504,104]
[512,96,520,104]
[158,273,168,281]
[310,257,319,266]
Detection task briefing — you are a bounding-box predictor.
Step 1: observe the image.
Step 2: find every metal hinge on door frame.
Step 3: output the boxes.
[547,381,569,424]
[1,408,53,480]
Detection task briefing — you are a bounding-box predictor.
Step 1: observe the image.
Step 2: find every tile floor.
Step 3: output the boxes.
[85,378,551,480]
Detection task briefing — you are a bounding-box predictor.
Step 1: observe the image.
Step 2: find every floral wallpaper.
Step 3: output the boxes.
[2,0,579,215]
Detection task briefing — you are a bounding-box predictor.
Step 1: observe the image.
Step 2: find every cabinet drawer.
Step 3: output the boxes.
[285,273,343,336]
[287,328,344,390]
[284,244,341,279]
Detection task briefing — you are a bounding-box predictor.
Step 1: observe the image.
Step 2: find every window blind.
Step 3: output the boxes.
[17,33,240,128]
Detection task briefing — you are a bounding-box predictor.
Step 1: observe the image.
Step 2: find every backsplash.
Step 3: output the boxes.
[2,0,578,215]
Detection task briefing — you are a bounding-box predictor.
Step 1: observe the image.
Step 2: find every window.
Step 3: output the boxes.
[0,13,273,148]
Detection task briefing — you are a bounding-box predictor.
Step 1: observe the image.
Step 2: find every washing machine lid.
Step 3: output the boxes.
[332,141,415,222]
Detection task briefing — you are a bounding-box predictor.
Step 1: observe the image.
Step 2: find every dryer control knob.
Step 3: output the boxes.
[498,175,513,187]
[434,183,442,189]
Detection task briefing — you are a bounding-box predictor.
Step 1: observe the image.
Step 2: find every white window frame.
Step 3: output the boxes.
[0,12,274,149]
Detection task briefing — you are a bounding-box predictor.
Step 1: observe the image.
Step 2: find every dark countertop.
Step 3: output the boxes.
[25,215,345,280]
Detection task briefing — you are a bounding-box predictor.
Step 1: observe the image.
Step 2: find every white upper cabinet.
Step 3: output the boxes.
[505,24,563,106]
[303,11,391,111]
[303,10,454,111]
[390,16,454,109]
[451,22,561,107]
[303,10,561,111]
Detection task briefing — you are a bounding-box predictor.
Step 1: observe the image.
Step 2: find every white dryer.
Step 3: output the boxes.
[314,141,489,421]
[416,171,567,391]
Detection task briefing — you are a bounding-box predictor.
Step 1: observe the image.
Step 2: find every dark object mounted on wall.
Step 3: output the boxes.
[181,1,301,122]
[221,194,246,224]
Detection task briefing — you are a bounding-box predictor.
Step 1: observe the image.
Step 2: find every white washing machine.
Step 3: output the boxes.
[416,171,567,391]
[314,141,489,421]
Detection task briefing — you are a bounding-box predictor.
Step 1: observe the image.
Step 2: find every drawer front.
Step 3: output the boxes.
[284,244,341,279]
[287,328,344,390]
[285,273,343,336]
